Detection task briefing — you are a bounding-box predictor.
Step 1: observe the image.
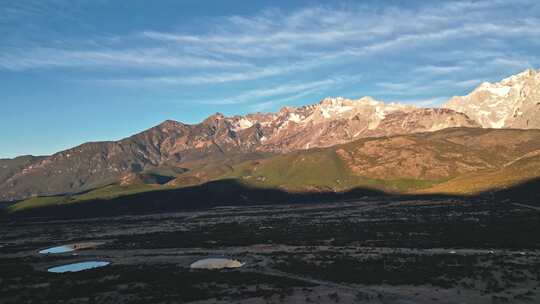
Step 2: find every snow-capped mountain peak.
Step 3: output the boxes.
[211,95,477,153]
[444,68,540,129]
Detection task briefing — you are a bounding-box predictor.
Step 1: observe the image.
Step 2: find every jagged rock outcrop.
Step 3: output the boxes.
[4,68,540,201]
[246,97,478,152]
[0,97,476,201]
[444,69,540,129]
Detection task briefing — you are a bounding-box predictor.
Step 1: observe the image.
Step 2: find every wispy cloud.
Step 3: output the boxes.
[0,47,251,71]
[248,89,322,112]
[1,0,539,107]
[203,79,337,105]
[414,65,463,75]
[376,77,486,96]
[98,60,325,86]
[202,74,362,104]
[389,96,451,107]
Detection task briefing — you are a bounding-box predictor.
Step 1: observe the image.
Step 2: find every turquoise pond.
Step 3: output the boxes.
[47,261,110,273]
[39,245,75,254]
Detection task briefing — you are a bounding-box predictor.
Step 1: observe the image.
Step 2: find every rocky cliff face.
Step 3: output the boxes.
[0,119,255,201]
[226,128,540,194]
[444,69,540,129]
[232,97,478,152]
[0,97,477,201]
[3,68,540,202]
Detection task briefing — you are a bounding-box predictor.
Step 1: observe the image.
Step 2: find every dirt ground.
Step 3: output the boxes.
[1,199,539,303]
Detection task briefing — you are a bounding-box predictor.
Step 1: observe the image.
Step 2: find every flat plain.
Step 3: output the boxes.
[1,198,539,303]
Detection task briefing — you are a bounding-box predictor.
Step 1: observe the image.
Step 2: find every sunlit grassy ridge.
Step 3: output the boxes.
[419,154,540,195]
[223,147,444,193]
[222,128,540,194]
[8,128,540,213]
[9,184,163,212]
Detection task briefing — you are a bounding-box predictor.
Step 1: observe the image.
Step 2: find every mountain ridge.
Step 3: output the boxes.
[1,68,539,202]
[7,127,540,216]
[444,68,540,128]
[221,127,540,195]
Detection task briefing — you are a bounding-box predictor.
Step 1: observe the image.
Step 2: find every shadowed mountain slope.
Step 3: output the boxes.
[4,179,386,219]
[5,127,540,219]
[4,175,540,220]
[0,103,476,202]
[2,69,539,203]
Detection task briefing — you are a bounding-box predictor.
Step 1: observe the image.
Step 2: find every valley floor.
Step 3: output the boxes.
[1,199,540,303]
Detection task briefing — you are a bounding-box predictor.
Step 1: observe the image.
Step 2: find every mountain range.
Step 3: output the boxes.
[2,68,540,212]
[444,69,540,128]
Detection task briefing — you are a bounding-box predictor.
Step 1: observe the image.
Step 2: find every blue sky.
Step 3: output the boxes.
[1,0,540,158]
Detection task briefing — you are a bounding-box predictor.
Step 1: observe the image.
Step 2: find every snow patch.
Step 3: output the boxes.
[320,108,331,118]
[374,106,386,120]
[491,118,506,128]
[288,113,302,123]
[235,118,253,130]
[481,86,511,97]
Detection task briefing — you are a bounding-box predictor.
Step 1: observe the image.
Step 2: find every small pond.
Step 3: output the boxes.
[47,261,110,273]
[39,242,102,254]
[40,245,75,254]
[190,258,244,270]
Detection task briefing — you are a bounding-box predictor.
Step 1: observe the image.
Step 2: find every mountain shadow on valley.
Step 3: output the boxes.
[3,176,539,220]
[3,179,384,219]
[479,176,540,206]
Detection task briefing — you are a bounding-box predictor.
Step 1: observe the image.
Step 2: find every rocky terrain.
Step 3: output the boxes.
[0,98,476,202]
[0,68,539,203]
[224,128,540,195]
[244,97,478,152]
[2,199,540,303]
[445,69,540,129]
[4,127,540,218]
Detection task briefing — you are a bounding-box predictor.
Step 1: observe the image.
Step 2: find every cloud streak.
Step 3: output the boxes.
[0,47,252,71]
[201,75,362,105]
[203,79,337,105]
[1,0,539,107]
